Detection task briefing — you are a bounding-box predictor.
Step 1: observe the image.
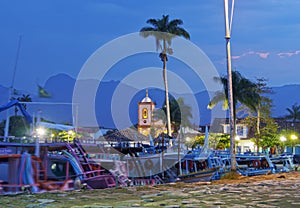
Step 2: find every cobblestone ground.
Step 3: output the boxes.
[1,172,300,208]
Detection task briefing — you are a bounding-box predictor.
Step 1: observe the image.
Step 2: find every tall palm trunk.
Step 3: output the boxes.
[162,53,172,137]
[140,15,190,138]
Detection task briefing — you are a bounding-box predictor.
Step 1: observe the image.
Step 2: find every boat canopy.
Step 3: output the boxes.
[39,121,74,131]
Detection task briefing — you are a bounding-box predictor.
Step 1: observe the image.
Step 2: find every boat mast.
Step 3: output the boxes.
[223,0,236,171]
[4,35,22,141]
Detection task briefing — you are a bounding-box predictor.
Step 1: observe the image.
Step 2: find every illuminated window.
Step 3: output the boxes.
[142,108,148,119]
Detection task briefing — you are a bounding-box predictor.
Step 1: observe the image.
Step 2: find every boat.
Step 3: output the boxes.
[0,142,74,194]
[123,145,182,185]
[235,153,275,176]
[212,150,277,177]
[46,140,127,189]
[125,130,220,184]
[175,151,219,183]
[269,154,295,173]
[175,126,221,183]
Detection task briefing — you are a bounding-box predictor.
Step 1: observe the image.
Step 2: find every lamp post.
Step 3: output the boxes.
[291,134,298,154]
[35,127,45,157]
[280,136,287,153]
[50,133,55,143]
[235,135,240,153]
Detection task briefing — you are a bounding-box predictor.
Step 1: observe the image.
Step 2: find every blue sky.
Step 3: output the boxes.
[1,0,300,93]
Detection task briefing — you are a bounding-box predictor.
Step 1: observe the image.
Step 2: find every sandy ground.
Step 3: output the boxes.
[1,171,300,208]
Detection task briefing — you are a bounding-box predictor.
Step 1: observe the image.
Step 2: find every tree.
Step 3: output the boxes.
[140,15,190,137]
[154,97,192,134]
[208,71,260,120]
[278,129,299,147]
[58,130,76,143]
[0,116,30,138]
[163,97,192,133]
[185,133,230,150]
[242,78,273,153]
[285,103,300,124]
[208,71,260,171]
[259,118,280,152]
[11,94,32,116]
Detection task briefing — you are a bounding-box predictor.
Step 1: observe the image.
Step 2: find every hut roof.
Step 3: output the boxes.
[100,127,149,142]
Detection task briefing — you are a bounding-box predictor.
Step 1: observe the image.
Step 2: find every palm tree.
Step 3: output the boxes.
[11,94,32,116]
[208,71,260,171]
[285,103,300,131]
[165,97,192,134]
[17,94,32,110]
[208,71,260,120]
[286,103,300,123]
[140,15,190,137]
[154,97,193,135]
[253,78,272,152]
[241,78,273,153]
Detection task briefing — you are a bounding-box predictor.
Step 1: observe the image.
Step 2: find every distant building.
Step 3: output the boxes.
[210,118,252,153]
[137,90,167,137]
[137,89,156,136]
[210,117,300,153]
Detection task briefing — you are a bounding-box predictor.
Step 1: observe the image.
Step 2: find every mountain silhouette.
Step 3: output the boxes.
[1,73,300,128]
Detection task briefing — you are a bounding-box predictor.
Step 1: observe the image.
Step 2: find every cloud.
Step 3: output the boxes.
[232,51,270,60]
[277,50,300,58]
[233,50,300,60]
[256,52,270,59]
[232,55,241,60]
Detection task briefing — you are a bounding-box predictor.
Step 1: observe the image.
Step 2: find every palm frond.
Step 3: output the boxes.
[140,14,190,53]
[170,27,190,39]
[139,28,157,37]
[146,19,159,27]
[208,91,226,109]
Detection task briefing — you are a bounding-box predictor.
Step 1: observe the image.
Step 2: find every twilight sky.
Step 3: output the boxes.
[1,0,300,93]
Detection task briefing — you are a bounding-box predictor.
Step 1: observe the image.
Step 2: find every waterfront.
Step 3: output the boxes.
[1,172,300,208]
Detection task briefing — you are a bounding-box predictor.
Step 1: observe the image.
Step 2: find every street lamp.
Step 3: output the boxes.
[36,127,45,137]
[280,136,287,142]
[291,134,298,140]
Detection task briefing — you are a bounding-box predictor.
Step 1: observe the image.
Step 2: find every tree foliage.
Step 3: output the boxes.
[11,94,32,116]
[242,78,274,152]
[208,71,260,121]
[140,14,190,55]
[0,116,30,137]
[278,129,300,147]
[285,103,300,123]
[258,117,280,148]
[185,133,230,150]
[154,97,192,133]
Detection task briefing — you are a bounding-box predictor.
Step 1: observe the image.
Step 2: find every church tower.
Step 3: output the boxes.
[138,89,155,136]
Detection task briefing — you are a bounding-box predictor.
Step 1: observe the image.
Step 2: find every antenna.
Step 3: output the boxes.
[229,0,235,34]
[11,35,22,88]
[4,35,23,140]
